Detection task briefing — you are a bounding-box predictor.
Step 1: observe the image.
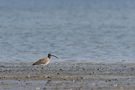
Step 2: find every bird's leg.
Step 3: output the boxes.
[47,64,50,71]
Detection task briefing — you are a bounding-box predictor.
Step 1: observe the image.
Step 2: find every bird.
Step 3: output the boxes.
[32,53,58,65]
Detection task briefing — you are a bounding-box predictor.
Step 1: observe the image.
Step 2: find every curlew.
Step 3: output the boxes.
[32,53,58,65]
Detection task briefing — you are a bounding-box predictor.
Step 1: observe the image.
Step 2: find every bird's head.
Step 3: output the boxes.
[48,53,58,59]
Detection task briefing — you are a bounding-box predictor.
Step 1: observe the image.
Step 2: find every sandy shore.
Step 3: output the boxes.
[0,61,135,90]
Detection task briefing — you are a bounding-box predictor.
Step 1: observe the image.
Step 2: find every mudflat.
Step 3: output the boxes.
[0,61,135,90]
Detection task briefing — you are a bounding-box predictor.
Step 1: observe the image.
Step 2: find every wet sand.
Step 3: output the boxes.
[0,61,135,90]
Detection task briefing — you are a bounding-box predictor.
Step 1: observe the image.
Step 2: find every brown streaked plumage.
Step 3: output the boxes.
[32,53,58,65]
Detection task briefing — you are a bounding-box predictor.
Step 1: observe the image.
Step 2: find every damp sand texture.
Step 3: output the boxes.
[0,62,135,90]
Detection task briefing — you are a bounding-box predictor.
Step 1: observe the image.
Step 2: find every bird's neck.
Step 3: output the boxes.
[48,56,51,59]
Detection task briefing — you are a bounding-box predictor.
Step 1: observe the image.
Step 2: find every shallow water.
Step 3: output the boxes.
[0,0,135,63]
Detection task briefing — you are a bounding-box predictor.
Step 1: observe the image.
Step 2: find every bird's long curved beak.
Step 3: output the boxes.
[51,55,58,58]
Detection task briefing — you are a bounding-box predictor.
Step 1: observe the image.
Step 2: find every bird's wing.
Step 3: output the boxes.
[32,58,45,65]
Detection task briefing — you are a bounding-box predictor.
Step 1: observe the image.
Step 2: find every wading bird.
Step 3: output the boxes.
[32,53,58,65]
